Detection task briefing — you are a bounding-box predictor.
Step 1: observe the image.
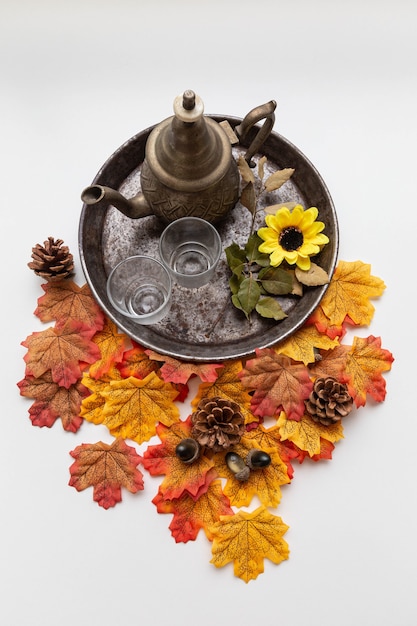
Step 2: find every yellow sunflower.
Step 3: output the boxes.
[257,204,329,270]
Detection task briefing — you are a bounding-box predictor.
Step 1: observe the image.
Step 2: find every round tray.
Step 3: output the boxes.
[79,115,339,362]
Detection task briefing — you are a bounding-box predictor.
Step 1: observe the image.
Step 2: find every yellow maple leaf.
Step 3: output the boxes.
[192,360,257,425]
[91,373,180,444]
[344,335,394,407]
[210,505,289,582]
[277,411,344,457]
[320,260,385,326]
[214,440,290,508]
[275,323,340,364]
[79,365,122,424]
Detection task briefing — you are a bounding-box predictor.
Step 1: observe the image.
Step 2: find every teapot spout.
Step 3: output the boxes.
[81,185,152,219]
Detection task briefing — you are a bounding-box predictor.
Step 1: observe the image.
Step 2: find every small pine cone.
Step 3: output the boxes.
[191,396,245,452]
[305,376,353,426]
[28,237,74,282]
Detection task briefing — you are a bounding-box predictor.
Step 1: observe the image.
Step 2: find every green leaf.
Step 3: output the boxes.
[258,266,293,295]
[229,273,242,295]
[255,297,287,320]
[245,234,270,267]
[232,276,261,319]
[225,243,247,276]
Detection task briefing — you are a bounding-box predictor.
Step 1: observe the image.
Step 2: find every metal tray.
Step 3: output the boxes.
[79,115,339,362]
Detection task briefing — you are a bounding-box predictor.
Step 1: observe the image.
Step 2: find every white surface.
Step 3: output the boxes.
[1,1,415,624]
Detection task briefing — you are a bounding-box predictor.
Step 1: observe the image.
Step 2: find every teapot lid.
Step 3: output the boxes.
[144,90,233,193]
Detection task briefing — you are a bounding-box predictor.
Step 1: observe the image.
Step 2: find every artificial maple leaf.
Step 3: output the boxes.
[88,317,131,379]
[152,480,233,542]
[308,343,351,381]
[118,342,160,379]
[343,335,394,407]
[34,280,105,332]
[69,438,144,509]
[90,373,180,444]
[239,349,313,421]
[293,437,335,463]
[277,410,344,457]
[22,320,100,388]
[320,260,386,327]
[242,422,300,478]
[143,419,217,500]
[79,367,122,425]
[145,349,223,384]
[214,440,290,507]
[191,360,257,426]
[308,306,346,340]
[17,371,88,432]
[210,505,290,583]
[276,323,340,365]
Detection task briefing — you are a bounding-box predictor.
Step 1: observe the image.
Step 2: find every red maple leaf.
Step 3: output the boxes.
[153,480,233,543]
[239,349,313,421]
[22,319,100,388]
[69,438,144,509]
[145,349,223,384]
[17,371,89,432]
[118,341,161,379]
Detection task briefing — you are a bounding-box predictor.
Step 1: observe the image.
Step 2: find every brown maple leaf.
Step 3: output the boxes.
[239,349,313,421]
[17,370,89,431]
[69,438,144,509]
[89,317,131,379]
[143,419,217,500]
[34,280,105,332]
[277,410,344,457]
[22,320,101,388]
[320,260,386,327]
[309,343,351,381]
[153,480,233,542]
[210,505,290,583]
[145,349,223,384]
[343,335,394,407]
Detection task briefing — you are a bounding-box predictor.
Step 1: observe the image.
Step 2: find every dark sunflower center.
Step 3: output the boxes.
[279,226,304,251]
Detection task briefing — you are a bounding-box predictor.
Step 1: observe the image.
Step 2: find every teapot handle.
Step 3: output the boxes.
[235,100,277,167]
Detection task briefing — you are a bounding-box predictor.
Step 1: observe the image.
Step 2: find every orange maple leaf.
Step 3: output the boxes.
[277,411,344,457]
[275,323,340,365]
[153,480,233,542]
[69,438,144,509]
[320,260,386,326]
[89,317,131,379]
[191,360,257,426]
[210,505,290,583]
[343,335,394,407]
[118,342,160,379]
[17,370,88,431]
[89,372,180,444]
[145,349,223,384]
[240,349,313,421]
[307,306,346,340]
[213,440,290,508]
[143,419,217,500]
[34,280,105,332]
[309,343,351,381]
[22,320,100,388]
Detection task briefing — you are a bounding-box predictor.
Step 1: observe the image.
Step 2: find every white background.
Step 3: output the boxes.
[2,1,416,624]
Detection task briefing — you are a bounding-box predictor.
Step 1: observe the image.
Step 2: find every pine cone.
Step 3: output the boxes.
[305,376,353,425]
[28,237,74,282]
[191,396,245,452]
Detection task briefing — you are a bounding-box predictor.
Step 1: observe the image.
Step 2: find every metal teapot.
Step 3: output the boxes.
[81,90,276,224]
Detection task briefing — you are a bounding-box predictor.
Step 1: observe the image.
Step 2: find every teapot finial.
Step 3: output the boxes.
[173,89,204,123]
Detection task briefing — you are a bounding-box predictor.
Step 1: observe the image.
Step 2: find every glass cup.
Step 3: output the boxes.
[106,255,172,324]
[159,216,222,288]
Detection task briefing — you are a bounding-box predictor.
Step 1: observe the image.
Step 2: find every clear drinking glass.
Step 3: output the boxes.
[159,216,222,288]
[106,255,172,324]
